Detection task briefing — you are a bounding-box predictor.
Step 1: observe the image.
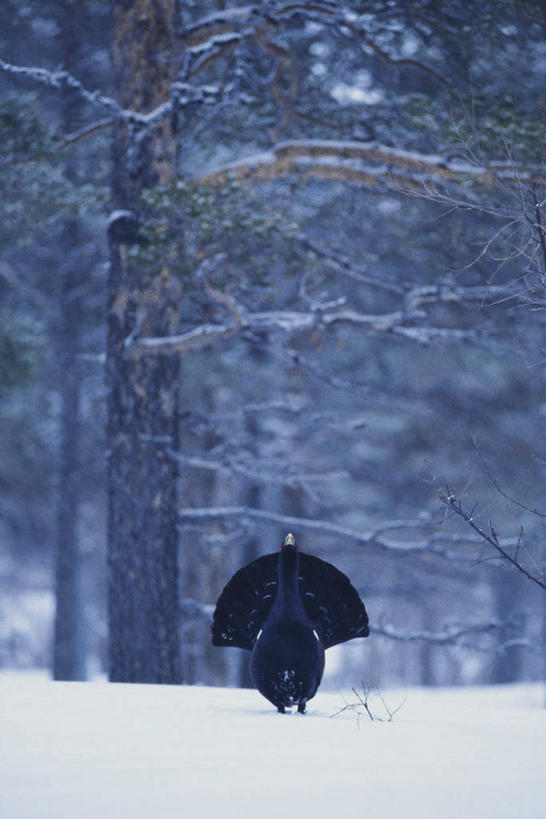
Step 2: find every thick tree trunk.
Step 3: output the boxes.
[107,0,182,683]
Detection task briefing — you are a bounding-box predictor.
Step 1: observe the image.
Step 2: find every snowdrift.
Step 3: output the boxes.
[1,674,544,818]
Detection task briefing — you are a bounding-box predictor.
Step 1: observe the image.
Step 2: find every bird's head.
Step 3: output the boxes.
[281,532,297,552]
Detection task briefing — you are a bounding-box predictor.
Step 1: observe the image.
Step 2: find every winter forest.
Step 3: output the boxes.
[1,0,545,700]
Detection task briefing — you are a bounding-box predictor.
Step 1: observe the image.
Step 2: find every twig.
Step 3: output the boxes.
[532,183,546,273]
[331,684,406,724]
[438,488,546,590]
[472,436,546,518]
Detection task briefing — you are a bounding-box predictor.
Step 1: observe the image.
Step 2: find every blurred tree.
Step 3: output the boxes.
[53,0,89,683]
[0,0,109,675]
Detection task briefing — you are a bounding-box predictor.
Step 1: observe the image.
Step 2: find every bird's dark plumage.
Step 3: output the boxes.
[211,533,369,712]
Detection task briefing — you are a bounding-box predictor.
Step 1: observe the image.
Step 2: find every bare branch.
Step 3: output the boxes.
[472,438,546,518]
[531,183,546,274]
[373,621,505,645]
[438,489,546,591]
[331,685,406,724]
[294,235,406,295]
[57,117,114,149]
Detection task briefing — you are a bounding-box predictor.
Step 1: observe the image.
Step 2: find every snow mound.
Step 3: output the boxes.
[1,675,544,819]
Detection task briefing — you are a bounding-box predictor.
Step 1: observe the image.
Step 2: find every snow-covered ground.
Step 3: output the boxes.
[1,674,544,819]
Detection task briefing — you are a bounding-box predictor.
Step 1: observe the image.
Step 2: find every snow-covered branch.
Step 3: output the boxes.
[126,322,241,356]
[0,58,155,123]
[0,59,216,128]
[373,621,505,646]
[183,3,453,90]
[197,139,543,194]
[126,300,480,358]
[176,505,496,561]
[180,597,215,622]
[404,283,546,312]
[168,448,346,501]
[178,594,540,655]
[373,623,541,654]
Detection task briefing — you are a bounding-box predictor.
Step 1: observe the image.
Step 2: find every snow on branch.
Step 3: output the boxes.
[374,621,505,646]
[168,448,346,503]
[178,595,540,655]
[183,5,262,46]
[404,283,546,312]
[183,2,452,90]
[176,505,490,561]
[0,59,200,127]
[372,622,541,654]
[127,321,241,356]
[125,300,480,358]
[197,139,544,193]
[374,623,541,655]
[0,58,131,119]
[180,597,215,623]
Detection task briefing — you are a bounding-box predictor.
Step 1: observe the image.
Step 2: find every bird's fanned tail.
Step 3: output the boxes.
[211,551,369,651]
[297,553,369,648]
[211,553,279,650]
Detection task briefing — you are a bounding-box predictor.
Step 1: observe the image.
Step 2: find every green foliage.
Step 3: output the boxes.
[136,176,300,291]
[0,94,53,160]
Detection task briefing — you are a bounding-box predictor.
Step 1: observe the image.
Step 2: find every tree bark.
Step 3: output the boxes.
[107,0,182,683]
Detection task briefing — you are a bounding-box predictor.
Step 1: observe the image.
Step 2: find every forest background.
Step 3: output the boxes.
[0,0,544,692]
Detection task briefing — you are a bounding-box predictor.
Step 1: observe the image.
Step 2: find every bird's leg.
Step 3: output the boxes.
[297,701,306,714]
[277,704,285,714]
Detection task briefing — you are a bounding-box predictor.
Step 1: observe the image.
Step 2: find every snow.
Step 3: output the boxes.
[1,674,544,819]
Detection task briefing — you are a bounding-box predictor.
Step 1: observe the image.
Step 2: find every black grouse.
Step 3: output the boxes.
[211,533,369,713]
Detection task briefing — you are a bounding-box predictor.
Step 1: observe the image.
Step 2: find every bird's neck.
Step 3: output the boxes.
[273,548,306,617]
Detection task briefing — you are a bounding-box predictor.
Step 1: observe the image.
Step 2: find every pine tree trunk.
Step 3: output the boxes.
[106,0,182,683]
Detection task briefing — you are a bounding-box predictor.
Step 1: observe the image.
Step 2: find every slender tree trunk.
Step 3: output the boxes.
[488,573,523,684]
[237,499,260,688]
[53,1,86,681]
[107,0,182,683]
[53,250,86,680]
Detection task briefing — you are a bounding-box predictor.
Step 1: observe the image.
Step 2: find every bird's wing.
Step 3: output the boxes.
[298,553,369,649]
[211,553,279,650]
